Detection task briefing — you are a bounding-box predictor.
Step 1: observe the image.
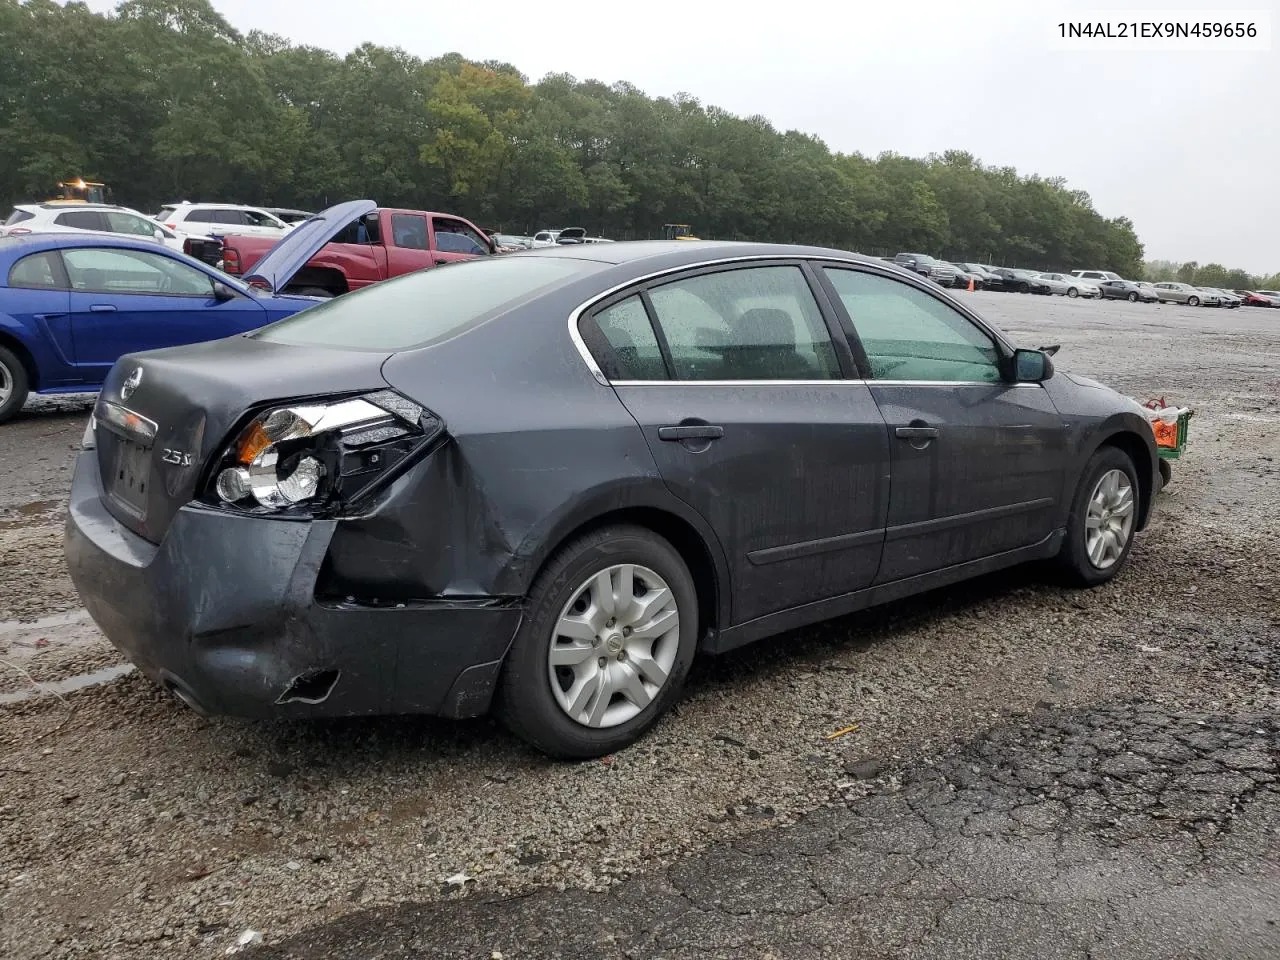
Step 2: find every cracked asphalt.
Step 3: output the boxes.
[260,703,1280,959]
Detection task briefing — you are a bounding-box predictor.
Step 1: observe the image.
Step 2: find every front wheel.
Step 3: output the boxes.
[0,345,31,425]
[1067,287,1079,298]
[1058,447,1140,586]
[496,525,699,759]
[1187,296,1200,307]
[1127,292,1138,302]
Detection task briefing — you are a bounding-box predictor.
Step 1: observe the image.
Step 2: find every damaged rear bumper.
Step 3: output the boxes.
[64,450,522,720]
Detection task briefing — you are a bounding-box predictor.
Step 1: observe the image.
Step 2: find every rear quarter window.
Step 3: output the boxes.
[254,255,600,351]
[5,209,35,227]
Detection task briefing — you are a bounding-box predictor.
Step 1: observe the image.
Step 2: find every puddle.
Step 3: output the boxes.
[0,663,135,705]
[0,498,65,530]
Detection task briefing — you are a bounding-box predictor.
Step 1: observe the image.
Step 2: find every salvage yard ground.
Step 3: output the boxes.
[1,293,1278,959]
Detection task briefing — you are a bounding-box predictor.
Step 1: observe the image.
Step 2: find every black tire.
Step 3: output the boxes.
[1058,446,1141,587]
[1067,287,1079,298]
[1127,292,1138,302]
[495,525,699,759]
[0,345,31,425]
[1159,459,1172,489]
[1187,296,1200,307]
[1018,281,1030,293]
[293,286,336,299]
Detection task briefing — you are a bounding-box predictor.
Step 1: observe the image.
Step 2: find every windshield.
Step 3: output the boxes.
[254,255,602,351]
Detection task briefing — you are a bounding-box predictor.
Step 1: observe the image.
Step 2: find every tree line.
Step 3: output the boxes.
[2,0,1275,286]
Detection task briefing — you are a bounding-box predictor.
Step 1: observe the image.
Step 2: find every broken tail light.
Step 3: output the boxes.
[207,391,444,515]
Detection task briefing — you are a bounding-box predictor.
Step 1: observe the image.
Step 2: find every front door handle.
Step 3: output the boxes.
[90,304,117,313]
[658,425,725,441]
[895,426,939,440]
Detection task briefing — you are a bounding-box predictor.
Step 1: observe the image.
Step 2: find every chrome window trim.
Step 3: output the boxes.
[565,253,1017,387]
[610,379,1041,388]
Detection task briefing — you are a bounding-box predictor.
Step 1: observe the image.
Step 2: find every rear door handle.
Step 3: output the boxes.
[658,425,725,441]
[90,304,117,313]
[895,426,938,439]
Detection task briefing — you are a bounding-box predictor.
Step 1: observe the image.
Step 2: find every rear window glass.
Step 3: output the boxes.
[254,255,601,351]
[5,209,35,226]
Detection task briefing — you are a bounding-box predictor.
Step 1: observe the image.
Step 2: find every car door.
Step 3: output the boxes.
[386,212,434,276]
[580,261,892,625]
[102,210,164,246]
[61,246,266,383]
[3,249,79,385]
[818,265,1068,584]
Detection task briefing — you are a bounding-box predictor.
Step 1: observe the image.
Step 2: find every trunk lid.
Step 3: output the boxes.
[93,334,392,544]
[241,199,376,293]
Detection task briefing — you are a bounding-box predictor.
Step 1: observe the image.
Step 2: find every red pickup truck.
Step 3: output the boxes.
[219,200,498,298]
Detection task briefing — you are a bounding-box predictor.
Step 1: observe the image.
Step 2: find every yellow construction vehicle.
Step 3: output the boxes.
[50,178,109,204]
[662,223,699,241]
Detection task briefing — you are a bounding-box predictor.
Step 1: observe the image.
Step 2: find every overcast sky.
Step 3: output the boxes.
[87,0,1278,272]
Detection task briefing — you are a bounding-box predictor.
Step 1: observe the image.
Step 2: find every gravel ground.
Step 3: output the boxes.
[0,294,1277,959]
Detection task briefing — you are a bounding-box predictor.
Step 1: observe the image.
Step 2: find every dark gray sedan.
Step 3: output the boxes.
[65,241,1161,758]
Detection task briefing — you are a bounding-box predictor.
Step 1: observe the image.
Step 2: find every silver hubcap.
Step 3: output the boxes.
[1085,469,1135,570]
[548,563,680,728]
[0,360,12,406]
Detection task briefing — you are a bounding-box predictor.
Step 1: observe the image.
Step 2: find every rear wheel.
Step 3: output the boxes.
[496,525,699,759]
[1127,292,1138,302]
[1058,447,1140,586]
[0,346,30,425]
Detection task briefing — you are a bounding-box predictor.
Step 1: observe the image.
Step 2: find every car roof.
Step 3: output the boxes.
[503,239,901,270]
[0,231,205,263]
[162,202,269,211]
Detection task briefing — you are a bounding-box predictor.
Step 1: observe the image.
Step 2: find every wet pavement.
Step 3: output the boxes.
[258,703,1280,960]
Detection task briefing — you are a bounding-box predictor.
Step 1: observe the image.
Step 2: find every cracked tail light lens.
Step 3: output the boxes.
[210,391,443,513]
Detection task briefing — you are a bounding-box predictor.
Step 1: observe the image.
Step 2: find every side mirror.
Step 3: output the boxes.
[153,228,165,242]
[1010,348,1053,383]
[212,281,236,302]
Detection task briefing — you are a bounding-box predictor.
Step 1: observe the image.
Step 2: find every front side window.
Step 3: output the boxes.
[104,212,157,237]
[646,265,840,381]
[823,268,1001,383]
[62,247,215,297]
[433,218,490,255]
[584,295,667,381]
[243,210,284,228]
[8,251,63,289]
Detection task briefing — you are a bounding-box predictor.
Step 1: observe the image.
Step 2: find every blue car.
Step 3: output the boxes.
[0,204,365,423]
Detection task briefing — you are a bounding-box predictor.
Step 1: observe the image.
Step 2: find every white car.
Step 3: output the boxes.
[1037,272,1102,298]
[155,202,294,240]
[0,201,209,253]
[1071,269,1125,283]
[531,229,562,247]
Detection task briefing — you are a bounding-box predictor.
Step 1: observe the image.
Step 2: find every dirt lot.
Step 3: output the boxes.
[1,293,1278,959]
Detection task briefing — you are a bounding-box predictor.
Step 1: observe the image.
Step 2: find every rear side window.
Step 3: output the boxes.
[255,255,600,351]
[646,265,840,381]
[184,209,216,223]
[155,206,177,222]
[8,251,64,289]
[391,214,428,250]
[55,210,108,231]
[5,209,35,226]
[584,296,667,381]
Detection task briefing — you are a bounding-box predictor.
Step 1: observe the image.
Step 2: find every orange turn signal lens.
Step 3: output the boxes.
[235,421,272,465]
